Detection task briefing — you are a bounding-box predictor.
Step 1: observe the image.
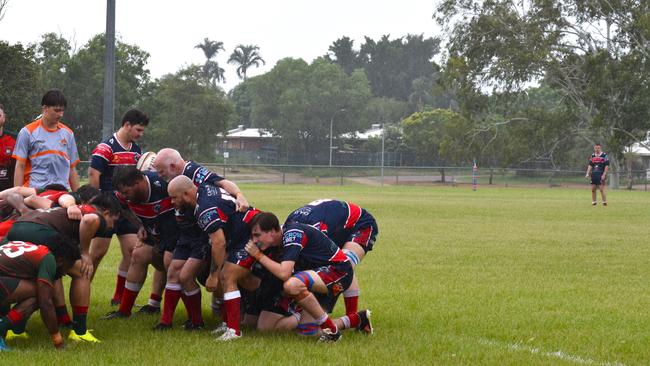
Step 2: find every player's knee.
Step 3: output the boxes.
[283,277,305,297]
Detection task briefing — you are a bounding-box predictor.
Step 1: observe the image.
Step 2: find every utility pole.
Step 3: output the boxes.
[102,0,116,140]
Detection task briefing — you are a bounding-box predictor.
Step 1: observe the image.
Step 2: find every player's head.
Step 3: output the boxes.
[167,175,196,211]
[76,184,101,204]
[120,109,149,142]
[89,192,122,231]
[41,90,66,122]
[154,148,185,181]
[0,103,5,127]
[112,166,148,203]
[594,143,601,153]
[249,212,282,249]
[48,234,81,272]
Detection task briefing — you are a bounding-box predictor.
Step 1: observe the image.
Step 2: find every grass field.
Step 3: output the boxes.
[3,184,650,365]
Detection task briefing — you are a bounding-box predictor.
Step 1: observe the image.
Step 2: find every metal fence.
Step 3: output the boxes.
[75,161,650,190]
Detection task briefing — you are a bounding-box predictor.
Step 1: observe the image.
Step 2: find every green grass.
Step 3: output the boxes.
[3,184,649,365]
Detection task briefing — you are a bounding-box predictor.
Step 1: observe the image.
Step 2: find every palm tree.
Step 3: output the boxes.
[228,44,265,80]
[195,38,225,86]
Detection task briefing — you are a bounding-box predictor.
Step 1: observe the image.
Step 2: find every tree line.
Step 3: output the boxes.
[1,0,649,178]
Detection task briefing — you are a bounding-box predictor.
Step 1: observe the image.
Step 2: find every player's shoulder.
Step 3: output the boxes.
[144,171,168,190]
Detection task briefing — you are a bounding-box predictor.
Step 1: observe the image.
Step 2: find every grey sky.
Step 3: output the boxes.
[0,0,439,91]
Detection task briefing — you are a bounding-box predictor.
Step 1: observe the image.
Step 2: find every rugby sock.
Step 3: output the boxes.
[72,306,88,334]
[148,292,162,308]
[161,283,182,325]
[343,289,360,314]
[184,288,203,325]
[119,282,143,316]
[223,291,241,335]
[0,309,22,335]
[316,313,338,333]
[111,271,127,303]
[339,312,361,330]
[55,305,72,325]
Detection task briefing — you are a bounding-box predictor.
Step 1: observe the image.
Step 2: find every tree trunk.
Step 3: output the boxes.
[609,156,620,189]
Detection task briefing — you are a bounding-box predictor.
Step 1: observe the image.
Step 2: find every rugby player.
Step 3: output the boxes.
[0,235,79,350]
[4,193,121,342]
[102,167,179,320]
[88,109,148,306]
[285,199,378,316]
[167,175,261,341]
[245,211,355,342]
[585,143,610,206]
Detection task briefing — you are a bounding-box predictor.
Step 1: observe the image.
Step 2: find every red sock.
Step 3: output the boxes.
[55,305,72,325]
[185,289,203,325]
[112,273,127,302]
[319,316,338,333]
[119,288,139,316]
[223,291,241,334]
[6,309,22,324]
[346,312,360,328]
[344,295,359,315]
[148,292,162,308]
[180,292,192,320]
[160,288,182,325]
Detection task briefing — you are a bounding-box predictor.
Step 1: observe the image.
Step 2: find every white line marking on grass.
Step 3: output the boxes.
[477,338,625,366]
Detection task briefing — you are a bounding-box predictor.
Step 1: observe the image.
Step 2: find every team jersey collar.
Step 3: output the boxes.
[113,132,133,151]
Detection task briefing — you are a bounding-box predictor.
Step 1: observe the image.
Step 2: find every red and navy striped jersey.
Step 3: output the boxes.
[0,131,17,191]
[281,222,349,271]
[0,241,57,286]
[116,171,177,243]
[194,183,259,246]
[183,161,224,187]
[91,133,142,191]
[588,152,609,173]
[285,199,378,248]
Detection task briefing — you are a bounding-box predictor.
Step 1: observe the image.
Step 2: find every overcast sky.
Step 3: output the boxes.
[0,0,440,91]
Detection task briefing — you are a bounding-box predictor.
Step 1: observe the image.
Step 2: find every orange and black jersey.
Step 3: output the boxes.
[589,152,609,173]
[0,241,57,286]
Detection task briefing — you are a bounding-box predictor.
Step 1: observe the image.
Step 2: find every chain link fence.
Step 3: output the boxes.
[74,161,650,190]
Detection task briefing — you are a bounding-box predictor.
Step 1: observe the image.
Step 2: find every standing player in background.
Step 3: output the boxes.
[12,90,80,191]
[0,104,17,192]
[88,109,147,306]
[585,143,609,206]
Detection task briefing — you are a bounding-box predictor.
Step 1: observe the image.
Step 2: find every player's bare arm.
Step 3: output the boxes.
[206,229,227,292]
[13,159,26,187]
[36,280,63,348]
[79,214,102,278]
[69,168,80,191]
[245,242,294,281]
[217,179,249,212]
[88,167,101,189]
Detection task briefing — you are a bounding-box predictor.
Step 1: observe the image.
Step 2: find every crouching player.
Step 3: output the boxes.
[286,199,378,320]
[0,235,80,350]
[246,212,359,342]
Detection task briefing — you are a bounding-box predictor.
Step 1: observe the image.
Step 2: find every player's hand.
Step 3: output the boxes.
[236,194,250,212]
[601,175,606,182]
[52,332,64,349]
[205,272,220,292]
[585,174,589,179]
[67,205,83,220]
[80,254,94,279]
[245,241,260,258]
[137,226,147,241]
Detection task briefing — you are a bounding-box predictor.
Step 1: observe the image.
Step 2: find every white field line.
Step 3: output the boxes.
[477,338,625,366]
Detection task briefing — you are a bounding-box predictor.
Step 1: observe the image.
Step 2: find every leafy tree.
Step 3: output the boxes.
[436,0,650,186]
[228,44,265,80]
[142,65,232,160]
[247,58,371,164]
[326,36,360,75]
[195,38,225,86]
[34,33,71,90]
[0,41,40,130]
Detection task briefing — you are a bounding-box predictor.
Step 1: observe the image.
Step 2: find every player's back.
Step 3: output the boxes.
[281,222,348,271]
[285,199,365,247]
[0,241,51,279]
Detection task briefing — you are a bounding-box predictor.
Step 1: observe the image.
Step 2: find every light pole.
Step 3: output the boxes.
[329,108,346,167]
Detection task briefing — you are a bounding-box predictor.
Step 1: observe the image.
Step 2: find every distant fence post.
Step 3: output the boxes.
[395,169,399,185]
[489,168,493,185]
[339,168,344,186]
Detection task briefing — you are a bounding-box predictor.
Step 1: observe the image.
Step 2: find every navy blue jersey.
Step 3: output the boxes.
[281,222,349,271]
[116,171,178,245]
[285,199,378,248]
[183,161,224,187]
[194,183,259,248]
[589,152,609,173]
[91,134,142,191]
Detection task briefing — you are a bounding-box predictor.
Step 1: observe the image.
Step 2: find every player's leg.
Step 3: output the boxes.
[283,274,341,342]
[113,234,137,304]
[89,237,111,280]
[1,278,38,346]
[257,310,300,332]
[106,243,155,318]
[156,258,184,328]
[139,249,168,315]
[179,258,206,328]
[600,184,607,205]
[591,184,597,204]
[64,260,100,342]
[341,223,375,314]
[217,262,252,339]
